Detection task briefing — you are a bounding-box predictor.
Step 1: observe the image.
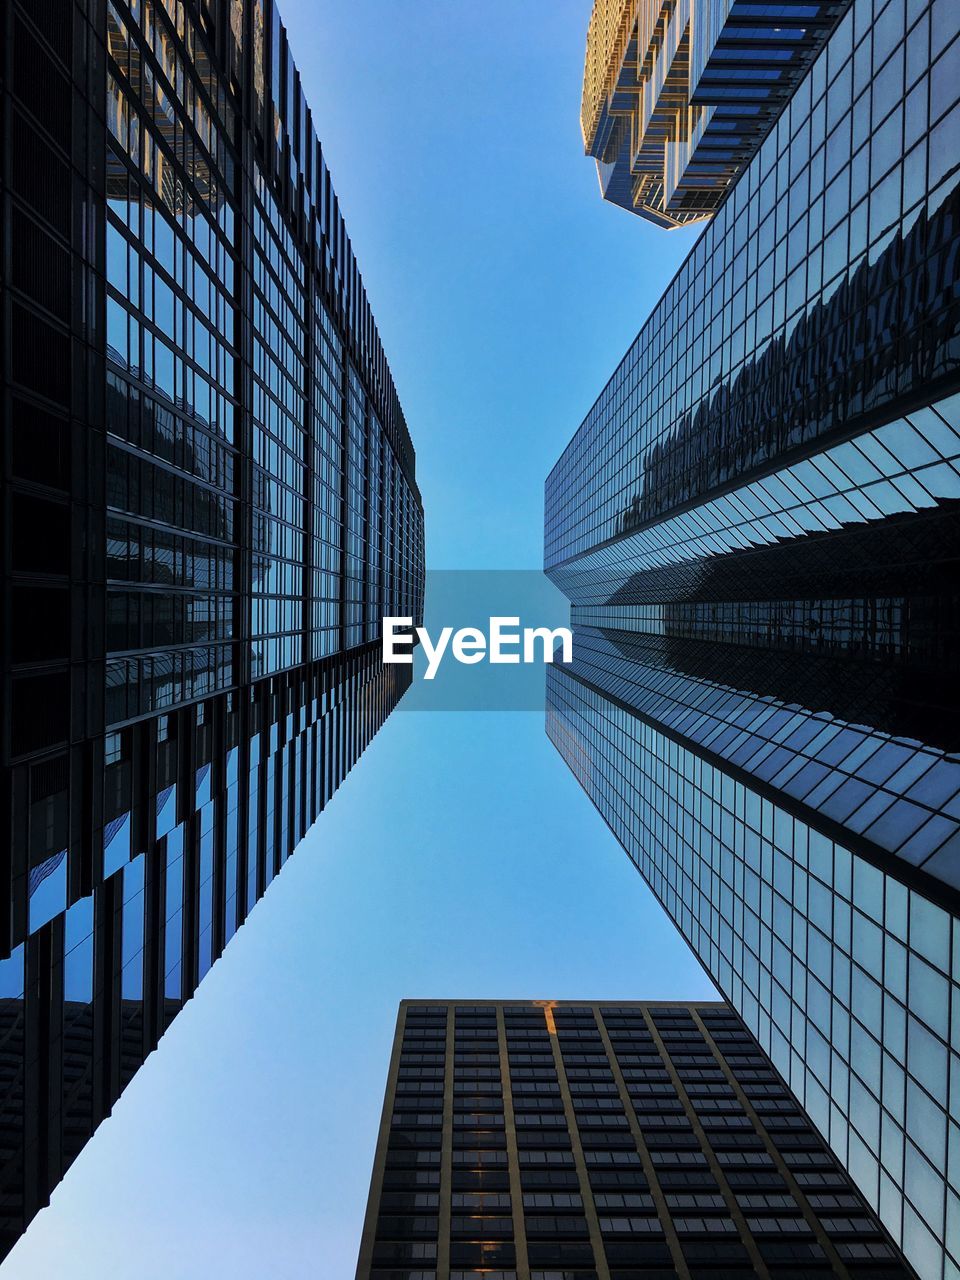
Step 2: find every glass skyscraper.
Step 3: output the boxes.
[358,1000,916,1279]
[546,1,960,1277]
[0,0,424,1255]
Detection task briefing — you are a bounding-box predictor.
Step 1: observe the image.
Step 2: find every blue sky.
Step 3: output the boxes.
[8,3,714,1276]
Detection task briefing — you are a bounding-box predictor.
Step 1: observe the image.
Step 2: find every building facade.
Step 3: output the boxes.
[357,999,916,1280]
[0,0,424,1255]
[548,0,960,1277]
[581,0,854,226]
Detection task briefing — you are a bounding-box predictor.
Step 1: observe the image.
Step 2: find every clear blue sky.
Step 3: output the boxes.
[7,4,713,1277]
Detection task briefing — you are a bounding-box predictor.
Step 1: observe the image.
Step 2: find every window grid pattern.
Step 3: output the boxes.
[359,1002,916,1280]
[251,170,307,678]
[345,366,369,649]
[104,0,426,701]
[546,677,959,1280]
[105,0,239,717]
[311,303,344,656]
[1,0,424,1258]
[546,0,960,568]
[0,647,412,1257]
[544,7,959,1279]
[550,393,960,605]
[560,622,960,896]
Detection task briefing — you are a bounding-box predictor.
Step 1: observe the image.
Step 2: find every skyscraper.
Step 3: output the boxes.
[0,0,424,1255]
[546,1,960,1277]
[357,999,917,1279]
[580,0,855,226]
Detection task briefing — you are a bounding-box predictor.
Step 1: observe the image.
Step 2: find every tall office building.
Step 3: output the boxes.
[0,0,424,1255]
[357,999,916,1280]
[581,0,856,226]
[546,1,960,1277]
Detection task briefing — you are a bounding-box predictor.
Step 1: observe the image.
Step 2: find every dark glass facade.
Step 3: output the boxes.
[546,1,960,1277]
[1,0,424,1255]
[357,1000,916,1280]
